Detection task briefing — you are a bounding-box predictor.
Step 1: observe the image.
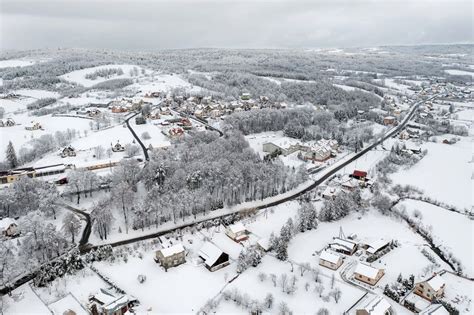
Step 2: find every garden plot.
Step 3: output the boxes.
[398,199,474,277]
[93,244,235,313]
[1,283,51,314]
[440,272,473,313]
[27,123,135,168]
[220,255,366,314]
[60,64,152,88]
[390,136,472,210]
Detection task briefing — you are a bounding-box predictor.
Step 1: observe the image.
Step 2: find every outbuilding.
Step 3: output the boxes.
[198,242,230,272]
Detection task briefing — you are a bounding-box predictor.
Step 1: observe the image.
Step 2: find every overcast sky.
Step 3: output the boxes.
[1,0,472,51]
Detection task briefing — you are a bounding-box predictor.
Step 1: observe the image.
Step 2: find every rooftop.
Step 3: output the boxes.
[354,263,381,279]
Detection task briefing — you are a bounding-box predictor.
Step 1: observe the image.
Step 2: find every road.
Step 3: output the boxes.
[89,95,438,249]
[0,95,435,294]
[125,111,149,161]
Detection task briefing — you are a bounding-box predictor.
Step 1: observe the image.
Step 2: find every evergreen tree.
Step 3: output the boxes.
[5,141,18,168]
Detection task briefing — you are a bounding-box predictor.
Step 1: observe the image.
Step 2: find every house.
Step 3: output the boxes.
[418,304,450,315]
[155,243,186,271]
[356,295,392,315]
[198,242,230,272]
[329,237,358,255]
[0,218,18,237]
[351,170,368,180]
[414,274,446,301]
[321,186,340,200]
[25,122,42,130]
[319,251,343,270]
[89,289,135,315]
[257,238,271,252]
[353,263,384,286]
[399,130,410,140]
[48,293,89,315]
[60,146,76,158]
[341,178,359,192]
[111,141,125,152]
[149,109,161,120]
[304,146,331,162]
[168,127,184,138]
[383,116,396,125]
[225,222,248,242]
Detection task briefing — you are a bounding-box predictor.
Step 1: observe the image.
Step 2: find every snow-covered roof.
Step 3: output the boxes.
[319,251,341,264]
[419,304,449,315]
[366,239,390,254]
[426,274,445,291]
[354,263,381,279]
[359,295,391,315]
[0,218,17,230]
[199,242,224,267]
[48,294,88,315]
[257,238,271,251]
[322,186,340,197]
[331,237,357,251]
[91,289,132,312]
[159,244,185,258]
[227,222,246,234]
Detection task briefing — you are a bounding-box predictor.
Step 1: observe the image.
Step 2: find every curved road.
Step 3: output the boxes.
[90,95,437,249]
[125,111,150,161]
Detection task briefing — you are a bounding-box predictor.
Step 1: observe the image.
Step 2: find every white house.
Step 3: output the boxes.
[225,222,248,242]
[319,251,343,270]
[353,263,385,286]
[419,304,450,315]
[414,274,446,301]
[356,295,392,315]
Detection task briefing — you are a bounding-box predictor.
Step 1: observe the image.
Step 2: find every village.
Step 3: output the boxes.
[0,45,472,315]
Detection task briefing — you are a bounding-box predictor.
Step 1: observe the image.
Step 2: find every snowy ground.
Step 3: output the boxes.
[444,69,474,78]
[440,272,473,313]
[2,283,51,314]
[397,199,474,277]
[390,135,472,210]
[0,59,35,69]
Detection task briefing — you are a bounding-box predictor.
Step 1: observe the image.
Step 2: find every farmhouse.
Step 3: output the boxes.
[225,222,248,242]
[155,244,186,271]
[328,237,358,255]
[356,295,392,315]
[319,251,343,270]
[89,289,135,315]
[198,242,230,272]
[414,274,445,301]
[0,218,18,237]
[353,263,385,286]
[112,141,125,152]
[60,146,76,158]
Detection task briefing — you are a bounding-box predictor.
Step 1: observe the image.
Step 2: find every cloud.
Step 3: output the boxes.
[1,0,472,50]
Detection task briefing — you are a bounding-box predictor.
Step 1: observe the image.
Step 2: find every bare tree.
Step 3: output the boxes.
[61,212,82,243]
[279,273,288,293]
[299,262,311,277]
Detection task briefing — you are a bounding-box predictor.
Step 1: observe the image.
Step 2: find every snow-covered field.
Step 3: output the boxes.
[444,69,474,78]
[398,199,474,277]
[0,59,35,68]
[390,136,472,210]
[59,64,151,88]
